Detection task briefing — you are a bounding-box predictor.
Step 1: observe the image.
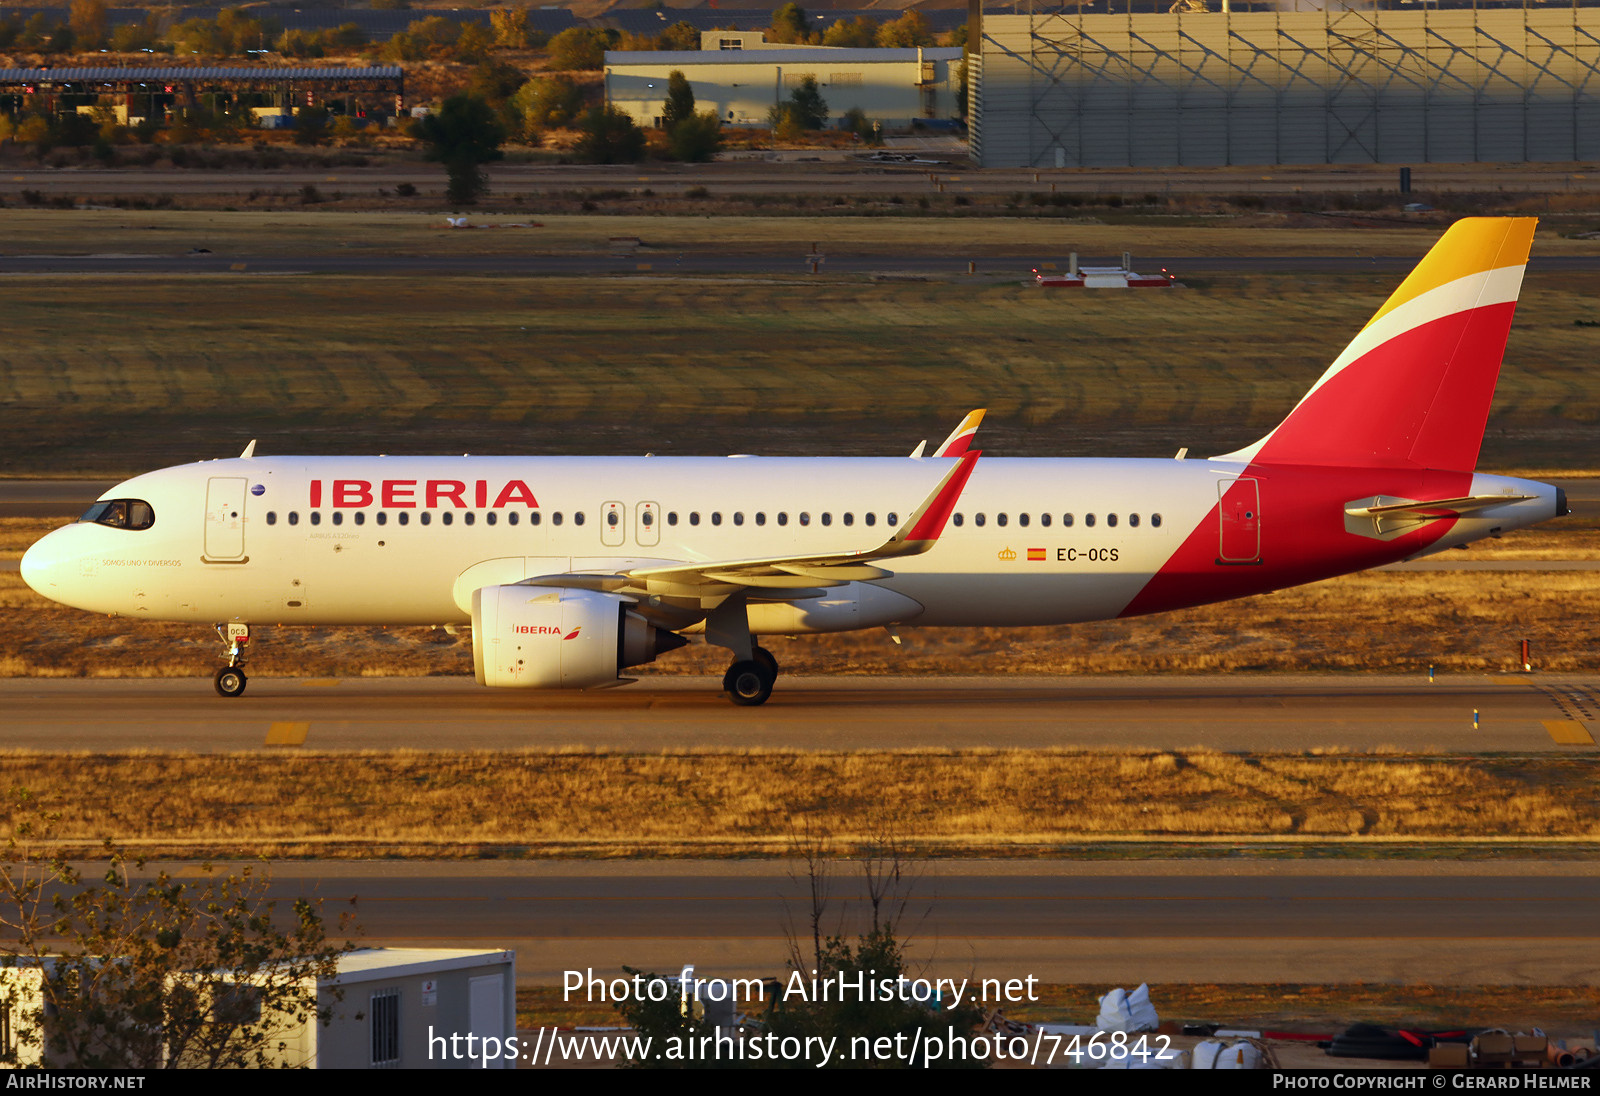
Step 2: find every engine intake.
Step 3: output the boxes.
[471,585,685,689]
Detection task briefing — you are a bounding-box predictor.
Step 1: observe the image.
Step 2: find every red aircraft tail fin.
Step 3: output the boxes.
[1216,217,1536,471]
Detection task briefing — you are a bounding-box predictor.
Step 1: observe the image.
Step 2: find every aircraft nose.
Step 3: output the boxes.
[20,528,68,597]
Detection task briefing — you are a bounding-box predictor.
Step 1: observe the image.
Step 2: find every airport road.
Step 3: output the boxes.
[2,159,1598,199]
[4,251,1600,279]
[155,860,1600,986]
[2,674,1597,752]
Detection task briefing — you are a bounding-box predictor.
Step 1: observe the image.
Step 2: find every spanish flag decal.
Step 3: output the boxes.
[1027,548,1046,561]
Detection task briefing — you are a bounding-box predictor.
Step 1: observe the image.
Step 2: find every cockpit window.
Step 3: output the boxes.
[79,499,155,531]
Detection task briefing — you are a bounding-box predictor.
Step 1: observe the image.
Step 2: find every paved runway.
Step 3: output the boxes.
[5,251,1600,279]
[3,674,1596,752]
[155,860,1600,986]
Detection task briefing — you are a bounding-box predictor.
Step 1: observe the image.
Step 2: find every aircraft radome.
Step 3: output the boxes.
[21,218,1566,706]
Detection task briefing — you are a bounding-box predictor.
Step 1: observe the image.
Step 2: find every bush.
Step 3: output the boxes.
[574,105,644,164]
[547,26,616,71]
[413,93,506,204]
[668,111,721,163]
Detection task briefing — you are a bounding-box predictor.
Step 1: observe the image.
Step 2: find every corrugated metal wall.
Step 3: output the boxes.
[973,10,1600,167]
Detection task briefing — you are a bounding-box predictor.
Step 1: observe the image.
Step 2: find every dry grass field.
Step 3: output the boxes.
[3,213,1600,470]
[14,208,1600,260]
[2,749,1598,858]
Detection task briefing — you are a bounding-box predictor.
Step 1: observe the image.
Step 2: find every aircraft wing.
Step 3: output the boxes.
[522,449,980,600]
[932,409,986,458]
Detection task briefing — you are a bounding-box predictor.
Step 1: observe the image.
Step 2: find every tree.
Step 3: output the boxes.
[668,111,722,163]
[489,6,533,50]
[876,10,934,49]
[660,70,695,133]
[768,2,812,45]
[454,21,493,64]
[468,59,526,109]
[414,93,506,205]
[822,15,880,48]
[292,104,329,146]
[770,74,828,136]
[547,25,616,71]
[0,790,357,1069]
[67,0,107,51]
[574,105,645,164]
[658,20,699,52]
[510,75,583,141]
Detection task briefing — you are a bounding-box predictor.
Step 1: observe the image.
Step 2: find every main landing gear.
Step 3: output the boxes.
[723,646,778,707]
[213,622,250,697]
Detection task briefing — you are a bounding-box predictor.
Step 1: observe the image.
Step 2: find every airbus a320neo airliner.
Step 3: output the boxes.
[22,217,1566,706]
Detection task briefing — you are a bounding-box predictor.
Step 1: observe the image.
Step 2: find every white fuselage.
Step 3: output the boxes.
[20,455,1561,633]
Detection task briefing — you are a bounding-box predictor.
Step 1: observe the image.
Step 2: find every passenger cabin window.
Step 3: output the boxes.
[80,499,156,531]
[1152,513,1163,528]
[953,513,964,527]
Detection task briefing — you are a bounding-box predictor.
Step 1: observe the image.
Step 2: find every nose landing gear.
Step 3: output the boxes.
[213,622,250,697]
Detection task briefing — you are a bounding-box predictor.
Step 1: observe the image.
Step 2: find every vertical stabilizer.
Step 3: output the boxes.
[1215,218,1536,471]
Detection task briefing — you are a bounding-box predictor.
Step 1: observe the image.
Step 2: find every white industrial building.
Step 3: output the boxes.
[0,947,516,1069]
[604,45,964,128]
[972,8,1600,168]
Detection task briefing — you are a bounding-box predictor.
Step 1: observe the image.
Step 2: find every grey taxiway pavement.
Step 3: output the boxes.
[194,859,1600,986]
[2,674,1597,752]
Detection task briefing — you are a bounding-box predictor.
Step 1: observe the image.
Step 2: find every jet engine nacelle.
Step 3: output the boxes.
[471,585,684,689]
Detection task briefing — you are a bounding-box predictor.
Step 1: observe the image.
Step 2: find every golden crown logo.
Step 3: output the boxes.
[997,546,1017,561]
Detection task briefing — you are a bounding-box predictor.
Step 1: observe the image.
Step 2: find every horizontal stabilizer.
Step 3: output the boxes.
[1344,494,1536,520]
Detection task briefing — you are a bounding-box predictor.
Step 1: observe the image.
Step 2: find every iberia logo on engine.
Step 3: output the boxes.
[511,626,584,639]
